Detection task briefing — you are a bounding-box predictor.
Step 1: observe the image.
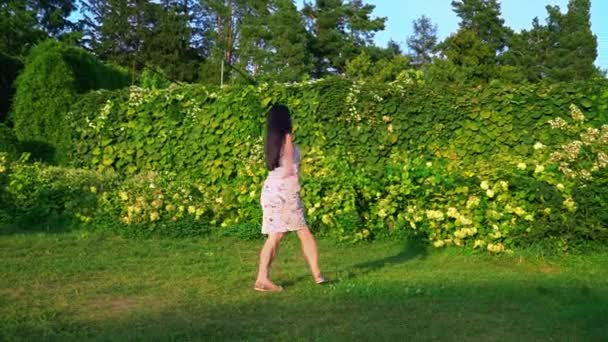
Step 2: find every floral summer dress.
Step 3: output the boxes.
[260,145,307,234]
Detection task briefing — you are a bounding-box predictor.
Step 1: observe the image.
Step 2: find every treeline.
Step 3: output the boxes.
[0,0,603,86]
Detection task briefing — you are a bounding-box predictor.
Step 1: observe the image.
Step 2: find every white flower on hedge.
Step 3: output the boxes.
[556,183,565,191]
[149,211,160,221]
[487,243,505,253]
[533,142,546,150]
[597,152,608,169]
[517,162,527,170]
[514,207,526,217]
[534,165,545,174]
[378,208,387,217]
[447,207,459,218]
[474,239,485,248]
[579,169,592,180]
[119,191,129,201]
[426,161,433,168]
[563,197,577,212]
[570,104,585,122]
[432,240,445,248]
[480,181,489,190]
[548,117,568,130]
[456,214,472,226]
[490,231,502,239]
[498,181,509,192]
[466,196,480,209]
[454,230,466,239]
[486,189,495,198]
[425,210,445,221]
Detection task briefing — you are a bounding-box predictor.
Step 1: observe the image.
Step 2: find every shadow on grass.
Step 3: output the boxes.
[3,282,606,341]
[351,238,428,275]
[280,239,428,288]
[0,214,77,235]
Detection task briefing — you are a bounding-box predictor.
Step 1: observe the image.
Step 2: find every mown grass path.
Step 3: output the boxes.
[1,232,607,341]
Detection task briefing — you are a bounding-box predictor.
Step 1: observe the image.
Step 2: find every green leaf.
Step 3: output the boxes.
[581,99,592,108]
[262,97,273,107]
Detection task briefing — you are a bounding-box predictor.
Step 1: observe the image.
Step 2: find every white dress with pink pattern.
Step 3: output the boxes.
[260,145,307,234]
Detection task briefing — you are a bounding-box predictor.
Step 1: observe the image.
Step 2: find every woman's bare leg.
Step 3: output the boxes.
[256,232,284,288]
[296,228,323,281]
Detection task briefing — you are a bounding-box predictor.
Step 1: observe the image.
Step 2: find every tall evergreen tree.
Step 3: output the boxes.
[406,15,438,68]
[80,0,202,81]
[439,0,511,81]
[198,0,241,84]
[264,0,312,82]
[505,0,598,82]
[450,0,511,53]
[545,0,598,81]
[0,0,76,56]
[142,2,202,82]
[302,0,385,75]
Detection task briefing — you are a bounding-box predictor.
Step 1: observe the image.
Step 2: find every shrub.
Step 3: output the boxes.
[0,122,19,159]
[0,153,116,229]
[12,40,129,163]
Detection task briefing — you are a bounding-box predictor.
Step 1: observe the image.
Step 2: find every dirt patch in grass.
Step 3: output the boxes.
[0,287,26,300]
[81,296,166,320]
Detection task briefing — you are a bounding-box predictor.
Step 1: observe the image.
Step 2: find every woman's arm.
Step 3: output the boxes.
[282,133,296,178]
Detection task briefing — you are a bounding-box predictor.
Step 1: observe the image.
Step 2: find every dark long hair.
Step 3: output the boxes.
[265,104,292,171]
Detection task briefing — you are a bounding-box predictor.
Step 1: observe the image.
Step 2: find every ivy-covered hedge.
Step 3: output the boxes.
[12,40,130,163]
[51,77,608,251]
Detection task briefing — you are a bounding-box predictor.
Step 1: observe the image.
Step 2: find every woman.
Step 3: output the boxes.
[254,104,326,292]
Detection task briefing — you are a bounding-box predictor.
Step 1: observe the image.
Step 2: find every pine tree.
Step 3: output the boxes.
[438,0,511,81]
[264,0,312,82]
[406,15,438,68]
[80,0,203,81]
[504,0,598,82]
[450,0,511,53]
[545,0,598,81]
[302,0,385,75]
[0,0,76,56]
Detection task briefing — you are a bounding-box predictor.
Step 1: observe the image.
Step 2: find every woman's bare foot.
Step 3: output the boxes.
[254,280,283,292]
[314,274,328,284]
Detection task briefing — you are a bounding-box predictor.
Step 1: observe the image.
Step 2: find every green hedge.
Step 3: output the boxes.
[12,40,129,163]
[69,79,608,174]
[0,52,23,123]
[54,78,608,251]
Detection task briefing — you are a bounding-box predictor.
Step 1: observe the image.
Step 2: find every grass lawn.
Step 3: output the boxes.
[1,231,607,341]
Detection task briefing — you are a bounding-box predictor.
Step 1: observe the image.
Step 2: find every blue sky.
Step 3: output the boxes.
[298,0,608,70]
